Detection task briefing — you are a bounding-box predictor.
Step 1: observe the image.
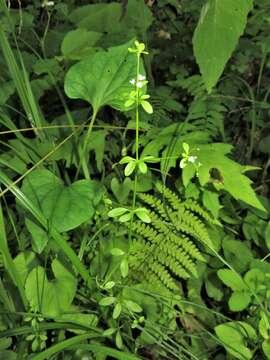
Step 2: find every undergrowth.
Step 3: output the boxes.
[0,0,269,359]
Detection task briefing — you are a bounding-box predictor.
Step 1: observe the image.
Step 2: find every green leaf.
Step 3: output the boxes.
[111,248,125,256]
[103,328,117,336]
[13,251,37,285]
[25,260,77,317]
[124,161,137,177]
[69,1,152,36]
[21,169,103,233]
[108,208,128,218]
[134,208,151,223]
[120,258,129,277]
[222,239,253,273]
[193,0,253,92]
[244,268,265,291]
[205,277,223,301]
[124,300,143,313]
[0,337,12,350]
[99,297,116,306]
[64,40,144,113]
[215,321,256,360]
[0,351,16,360]
[262,341,270,359]
[265,221,270,250]
[202,190,221,219]
[141,100,153,114]
[111,177,132,203]
[69,3,123,33]
[119,212,132,222]
[33,59,61,76]
[217,269,247,291]
[183,143,266,211]
[56,309,98,335]
[113,303,122,319]
[259,312,270,340]
[61,28,102,60]
[25,218,49,254]
[182,162,196,186]
[104,281,115,290]
[86,130,107,172]
[138,161,147,174]
[228,291,251,312]
[116,330,123,349]
[0,80,15,105]
[119,156,135,164]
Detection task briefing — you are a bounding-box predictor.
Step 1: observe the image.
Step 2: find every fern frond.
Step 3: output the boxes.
[183,198,215,224]
[155,243,197,277]
[129,185,212,291]
[179,75,226,139]
[169,233,205,262]
[138,193,168,219]
[147,260,179,291]
[155,182,182,210]
[133,221,160,243]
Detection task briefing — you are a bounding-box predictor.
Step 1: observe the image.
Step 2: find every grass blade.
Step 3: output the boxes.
[0,201,28,308]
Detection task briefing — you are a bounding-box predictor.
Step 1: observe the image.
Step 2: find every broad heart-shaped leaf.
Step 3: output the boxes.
[25,260,77,317]
[193,0,253,92]
[21,169,103,232]
[64,40,144,113]
[182,143,266,212]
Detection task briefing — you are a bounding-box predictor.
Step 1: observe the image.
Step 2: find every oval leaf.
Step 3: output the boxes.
[99,297,116,306]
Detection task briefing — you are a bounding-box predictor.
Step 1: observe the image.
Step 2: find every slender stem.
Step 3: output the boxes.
[256,48,268,97]
[128,52,141,241]
[75,110,98,180]
[135,53,140,162]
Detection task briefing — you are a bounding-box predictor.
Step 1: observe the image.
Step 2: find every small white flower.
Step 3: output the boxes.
[188,156,197,163]
[42,0,54,6]
[129,79,136,85]
[136,81,143,88]
[138,74,146,81]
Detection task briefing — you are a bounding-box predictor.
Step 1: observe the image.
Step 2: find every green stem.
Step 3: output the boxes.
[135,53,140,162]
[128,52,141,241]
[75,110,98,180]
